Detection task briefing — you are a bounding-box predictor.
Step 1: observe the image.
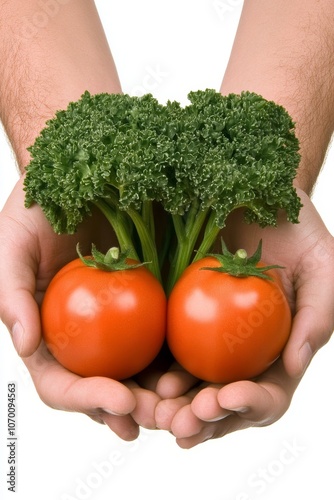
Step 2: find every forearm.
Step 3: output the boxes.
[0,0,121,170]
[221,0,334,194]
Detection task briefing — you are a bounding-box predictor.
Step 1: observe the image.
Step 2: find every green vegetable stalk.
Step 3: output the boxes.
[163,90,301,292]
[23,89,301,293]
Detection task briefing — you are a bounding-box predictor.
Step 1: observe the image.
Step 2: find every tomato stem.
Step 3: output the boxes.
[107,247,120,261]
[76,244,148,272]
[201,239,284,280]
[234,249,248,264]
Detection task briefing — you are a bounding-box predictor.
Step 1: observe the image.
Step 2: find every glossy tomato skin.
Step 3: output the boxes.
[167,256,291,383]
[41,258,167,380]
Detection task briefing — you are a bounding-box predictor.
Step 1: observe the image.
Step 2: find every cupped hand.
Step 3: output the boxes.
[155,189,334,448]
[0,177,161,440]
[155,359,297,448]
[23,340,162,441]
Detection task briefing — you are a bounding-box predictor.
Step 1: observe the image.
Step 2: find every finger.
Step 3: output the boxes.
[171,375,291,449]
[155,362,199,399]
[0,228,42,356]
[170,401,235,449]
[87,408,140,442]
[24,342,137,417]
[169,403,242,449]
[283,201,334,378]
[283,307,328,379]
[0,179,43,356]
[124,380,161,429]
[0,288,41,357]
[155,395,192,430]
[101,413,140,441]
[191,386,233,422]
[283,247,334,378]
[174,414,247,449]
[24,342,140,441]
[162,361,298,448]
[217,361,297,426]
[170,404,204,438]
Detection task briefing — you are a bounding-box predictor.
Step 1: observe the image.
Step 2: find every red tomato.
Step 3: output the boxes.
[41,258,167,379]
[167,256,291,383]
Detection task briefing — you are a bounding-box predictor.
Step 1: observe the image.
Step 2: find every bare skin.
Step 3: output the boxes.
[0,0,334,446]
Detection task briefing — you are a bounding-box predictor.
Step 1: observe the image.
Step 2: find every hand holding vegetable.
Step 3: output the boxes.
[21,89,305,444]
[0,178,163,440]
[155,190,334,448]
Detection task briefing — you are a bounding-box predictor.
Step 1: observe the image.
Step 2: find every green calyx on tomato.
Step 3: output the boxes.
[201,239,284,280]
[76,243,149,272]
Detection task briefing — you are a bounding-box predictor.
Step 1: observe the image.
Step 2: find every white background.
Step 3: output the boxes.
[1,1,334,499]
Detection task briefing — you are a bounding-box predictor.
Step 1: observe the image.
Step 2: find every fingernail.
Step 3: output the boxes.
[102,408,126,416]
[299,342,313,376]
[205,413,231,422]
[11,322,24,355]
[228,406,249,414]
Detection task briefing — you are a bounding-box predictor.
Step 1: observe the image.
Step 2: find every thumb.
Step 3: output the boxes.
[283,236,334,378]
[0,265,42,357]
[0,178,42,356]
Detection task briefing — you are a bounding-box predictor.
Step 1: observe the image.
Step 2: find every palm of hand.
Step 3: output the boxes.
[154,189,334,447]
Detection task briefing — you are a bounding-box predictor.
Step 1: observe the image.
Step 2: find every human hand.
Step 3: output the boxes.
[0,177,161,440]
[155,189,334,447]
